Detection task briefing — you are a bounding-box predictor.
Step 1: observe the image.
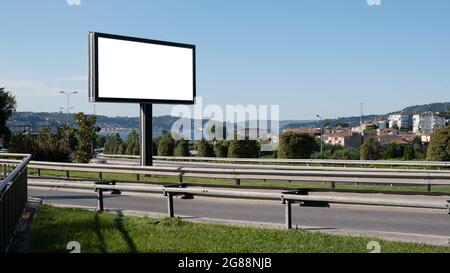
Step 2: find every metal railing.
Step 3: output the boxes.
[0,153,31,253]
[17,160,450,191]
[98,154,450,169]
[28,181,450,229]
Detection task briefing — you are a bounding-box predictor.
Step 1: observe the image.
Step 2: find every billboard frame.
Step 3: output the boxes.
[89,32,196,105]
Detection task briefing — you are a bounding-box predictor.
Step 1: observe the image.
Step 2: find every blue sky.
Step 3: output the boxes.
[1,0,449,120]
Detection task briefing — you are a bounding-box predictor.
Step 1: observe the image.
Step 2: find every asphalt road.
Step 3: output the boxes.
[29,187,450,245]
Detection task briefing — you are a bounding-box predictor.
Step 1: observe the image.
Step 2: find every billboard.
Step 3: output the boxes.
[89,32,196,104]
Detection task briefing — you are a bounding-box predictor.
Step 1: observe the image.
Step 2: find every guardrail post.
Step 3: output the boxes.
[178,174,183,184]
[99,172,103,180]
[330,182,336,189]
[97,188,104,212]
[427,184,432,192]
[166,193,174,218]
[37,169,41,177]
[65,170,70,179]
[235,179,241,186]
[136,174,140,182]
[284,199,292,229]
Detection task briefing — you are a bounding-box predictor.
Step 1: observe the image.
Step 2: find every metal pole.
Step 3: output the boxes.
[140,103,153,166]
[285,199,292,229]
[97,189,104,212]
[316,115,323,159]
[320,118,323,159]
[167,193,174,218]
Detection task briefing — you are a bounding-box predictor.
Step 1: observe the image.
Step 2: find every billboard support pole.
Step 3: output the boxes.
[140,103,153,166]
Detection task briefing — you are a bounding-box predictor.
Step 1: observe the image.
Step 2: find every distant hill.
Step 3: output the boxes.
[391,102,450,114]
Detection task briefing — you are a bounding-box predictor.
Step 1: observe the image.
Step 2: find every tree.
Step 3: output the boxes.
[0,87,17,143]
[426,126,450,161]
[196,140,215,157]
[411,136,425,159]
[332,147,360,160]
[126,129,139,145]
[277,132,318,159]
[360,137,383,160]
[75,112,99,163]
[104,133,123,155]
[228,139,260,158]
[157,133,175,156]
[383,143,404,159]
[403,145,415,160]
[174,138,190,157]
[214,141,230,158]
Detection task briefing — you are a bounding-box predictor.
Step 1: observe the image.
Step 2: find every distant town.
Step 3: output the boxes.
[7,102,450,153]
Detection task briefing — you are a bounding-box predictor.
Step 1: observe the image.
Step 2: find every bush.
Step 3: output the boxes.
[403,145,415,160]
[196,140,215,157]
[214,141,230,158]
[228,139,260,158]
[174,139,190,157]
[427,126,450,161]
[383,143,405,159]
[360,137,383,160]
[277,132,318,159]
[157,134,175,156]
[9,128,71,162]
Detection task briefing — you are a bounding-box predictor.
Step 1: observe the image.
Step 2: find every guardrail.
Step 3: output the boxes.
[98,154,450,169]
[28,181,450,229]
[16,160,450,192]
[0,153,31,253]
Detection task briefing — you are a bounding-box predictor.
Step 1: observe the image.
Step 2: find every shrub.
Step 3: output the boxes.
[196,140,215,157]
[214,141,230,158]
[157,134,175,156]
[174,139,190,157]
[277,132,318,159]
[228,139,260,158]
[427,126,450,161]
[360,137,383,160]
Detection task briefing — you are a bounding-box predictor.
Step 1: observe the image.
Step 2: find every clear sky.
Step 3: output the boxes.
[1,0,449,120]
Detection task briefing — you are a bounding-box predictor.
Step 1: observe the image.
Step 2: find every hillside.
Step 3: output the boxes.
[392,102,450,114]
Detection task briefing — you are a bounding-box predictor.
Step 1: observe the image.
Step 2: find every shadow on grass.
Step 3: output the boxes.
[114,211,138,253]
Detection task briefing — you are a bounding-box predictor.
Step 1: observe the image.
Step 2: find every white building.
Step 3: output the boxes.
[388,114,412,129]
[412,113,446,133]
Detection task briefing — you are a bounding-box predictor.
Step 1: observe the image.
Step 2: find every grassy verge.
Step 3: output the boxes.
[28,168,450,194]
[29,205,450,253]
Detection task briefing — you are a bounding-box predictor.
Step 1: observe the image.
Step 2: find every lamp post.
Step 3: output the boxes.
[316,115,323,159]
[60,91,78,125]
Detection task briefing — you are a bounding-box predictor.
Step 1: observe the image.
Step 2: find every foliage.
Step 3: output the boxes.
[196,140,215,157]
[0,87,17,143]
[277,132,318,159]
[74,112,99,163]
[227,139,260,158]
[383,143,405,159]
[174,138,190,157]
[214,141,230,158]
[360,137,383,160]
[157,133,175,156]
[9,128,71,162]
[403,145,415,160]
[427,126,450,161]
[311,144,360,160]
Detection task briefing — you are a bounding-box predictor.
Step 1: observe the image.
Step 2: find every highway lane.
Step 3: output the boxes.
[29,187,450,245]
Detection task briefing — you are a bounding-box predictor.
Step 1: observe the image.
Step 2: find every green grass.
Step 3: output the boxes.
[29,205,450,253]
[28,168,450,194]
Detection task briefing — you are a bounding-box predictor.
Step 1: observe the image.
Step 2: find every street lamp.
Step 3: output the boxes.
[316,114,323,159]
[60,91,78,125]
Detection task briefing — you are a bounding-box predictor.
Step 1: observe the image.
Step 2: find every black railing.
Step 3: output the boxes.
[0,154,31,253]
